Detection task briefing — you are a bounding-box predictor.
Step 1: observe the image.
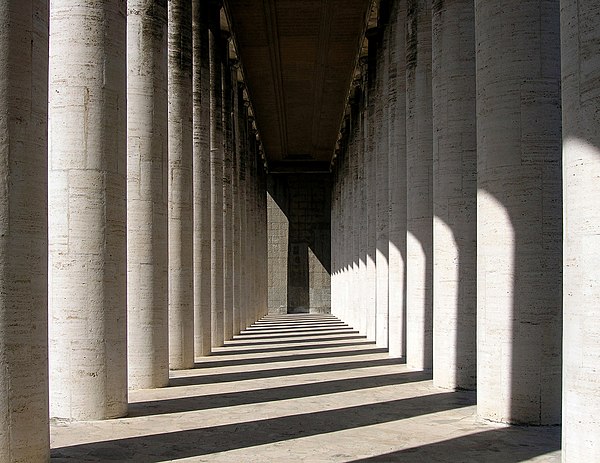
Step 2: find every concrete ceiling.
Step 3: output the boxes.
[224,0,373,173]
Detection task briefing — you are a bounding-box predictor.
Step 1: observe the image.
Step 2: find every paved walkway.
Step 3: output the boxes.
[51,314,561,462]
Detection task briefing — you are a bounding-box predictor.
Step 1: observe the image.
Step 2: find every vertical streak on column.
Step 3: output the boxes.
[127,0,169,390]
[232,75,242,335]
[342,123,350,323]
[168,0,194,370]
[376,4,390,349]
[388,0,407,359]
[350,94,361,329]
[247,121,257,323]
[222,34,234,342]
[208,0,224,347]
[192,0,212,356]
[432,0,476,389]
[0,1,49,459]
[357,60,369,336]
[405,0,433,371]
[562,1,600,458]
[238,100,249,329]
[475,0,561,424]
[49,0,128,419]
[365,29,379,341]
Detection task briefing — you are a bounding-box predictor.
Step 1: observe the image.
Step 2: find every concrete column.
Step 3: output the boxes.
[232,76,242,334]
[331,159,340,318]
[222,35,234,342]
[49,0,127,419]
[562,1,600,458]
[0,2,48,460]
[350,98,361,329]
[432,0,476,389]
[475,0,562,424]
[387,0,407,359]
[192,0,212,357]
[405,0,433,371]
[365,29,379,342]
[168,0,194,370]
[238,101,249,329]
[209,0,224,347]
[376,9,390,349]
[127,0,169,390]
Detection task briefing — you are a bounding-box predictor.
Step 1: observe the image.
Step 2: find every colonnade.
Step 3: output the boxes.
[331,0,599,461]
[1,1,267,461]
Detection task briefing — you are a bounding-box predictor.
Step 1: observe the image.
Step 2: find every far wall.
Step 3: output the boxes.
[267,173,331,314]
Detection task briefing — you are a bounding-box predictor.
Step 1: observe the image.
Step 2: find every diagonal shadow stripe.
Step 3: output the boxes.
[224,334,367,347]
[345,427,561,462]
[51,392,475,462]
[209,340,376,356]
[174,357,404,386]
[194,347,389,369]
[232,329,360,340]
[130,370,431,417]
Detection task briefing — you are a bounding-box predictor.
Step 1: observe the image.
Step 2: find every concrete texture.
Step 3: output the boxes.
[561,0,600,460]
[168,0,194,370]
[387,0,407,360]
[49,0,128,420]
[50,314,561,462]
[209,3,225,348]
[0,2,49,460]
[475,0,562,425]
[375,13,390,350]
[405,0,433,371]
[432,0,477,390]
[192,0,213,358]
[127,0,170,391]
[268,174,332,314]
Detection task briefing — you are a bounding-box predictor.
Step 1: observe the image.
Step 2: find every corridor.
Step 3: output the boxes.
[50,314,560,462]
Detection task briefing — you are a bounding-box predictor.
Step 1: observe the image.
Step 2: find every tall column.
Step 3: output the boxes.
[168,0,194,370]
[387,0,407,359]
[432,0,476,389]
[49,0,128,419]
[562,0,600,459]
[222,34,234,342]
[0,2,48,460]
[475,0,562,424]
[357,65,369,337]
[192,0,212,357]
[127,0,169,390]
[232,75,242,334]
[238,100,249,330]
[405,0,433,371]
[376,7,390,349]
[209,0,225,347]
[365,29,379,342]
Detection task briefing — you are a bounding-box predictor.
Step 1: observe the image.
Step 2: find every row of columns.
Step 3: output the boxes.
[331,0,599,461]
[1,0,268,461]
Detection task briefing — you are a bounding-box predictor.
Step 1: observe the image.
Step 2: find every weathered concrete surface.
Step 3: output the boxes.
[561,0,600,460]
[405,0,433,371]
[50,315,561,463]
[385,0,407,360]
[268,174,331,314]
[475,0,562,424]
[192,0,212,357]
[49,0,128,420]
[432,0,476,390]
[168,0,194,370]
[222,36,234,343]
[127,0,169,390]
[209,4,225,348]
[0,1,49,460]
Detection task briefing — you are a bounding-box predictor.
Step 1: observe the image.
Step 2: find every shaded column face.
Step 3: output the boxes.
[561,0,600,460]
[0,1,49,460]
[475,0,562,425]
[405,0,433,371]
[209,0,225,348]
[431,0,477,390]
[192,0,213,357]
[49,0,128,420]
[168,0,194,370]
[127,0,169,390]
[387,0,407,360]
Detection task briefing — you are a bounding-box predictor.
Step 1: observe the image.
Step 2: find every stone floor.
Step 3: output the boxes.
[51,314,561,462]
